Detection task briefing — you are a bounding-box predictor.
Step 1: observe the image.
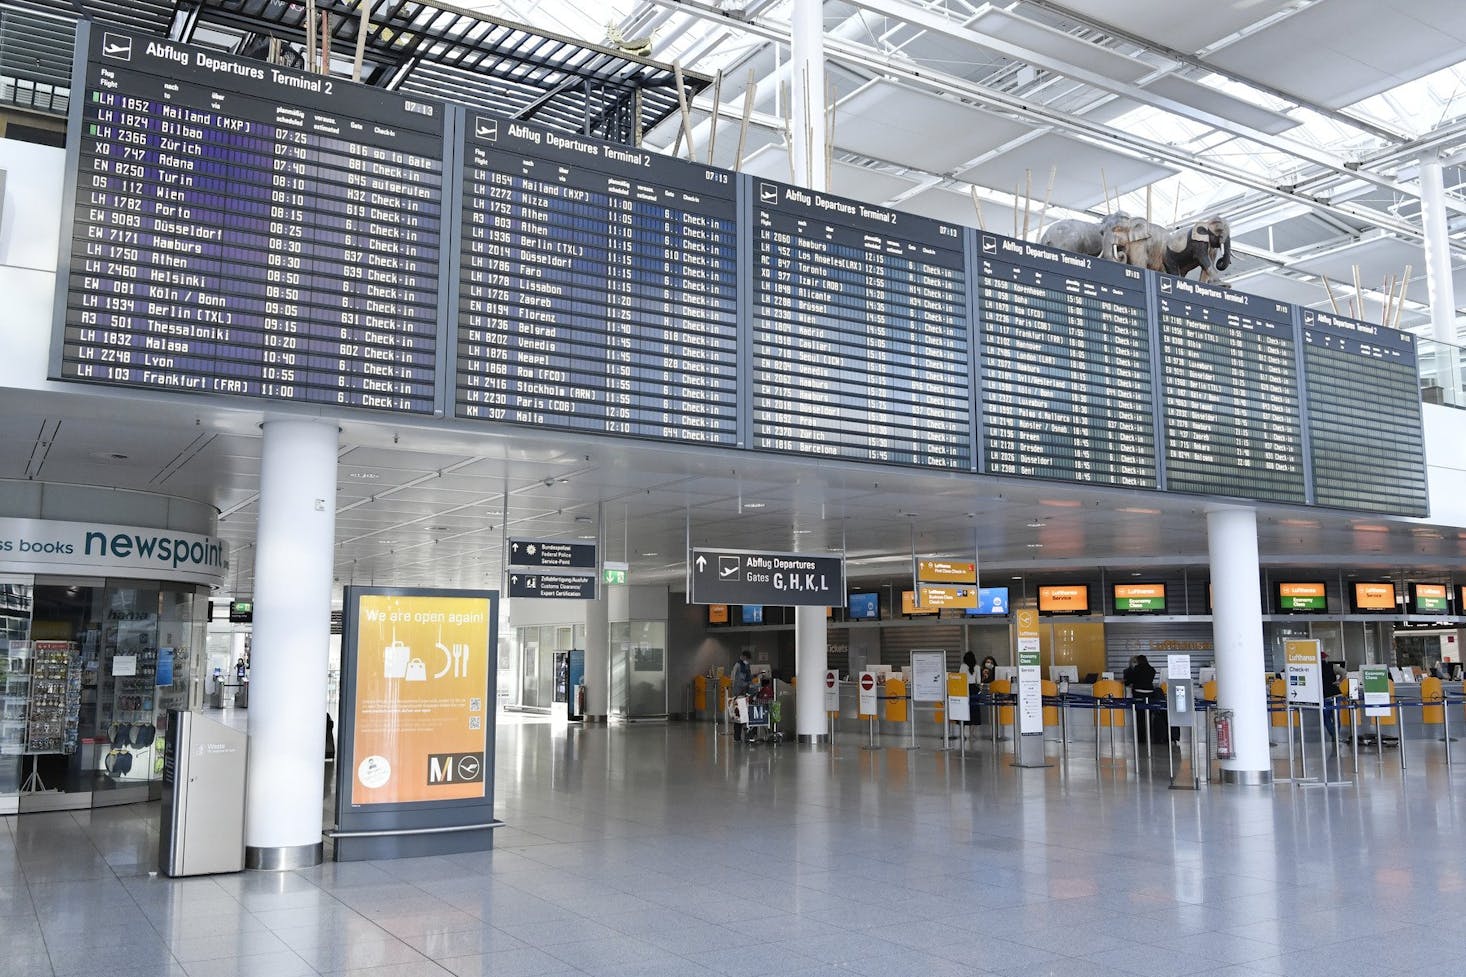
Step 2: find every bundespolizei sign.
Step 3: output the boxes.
[508,539,597,569]
[688,548,845,606]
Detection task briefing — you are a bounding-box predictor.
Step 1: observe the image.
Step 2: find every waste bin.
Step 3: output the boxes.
[159,710,248,876]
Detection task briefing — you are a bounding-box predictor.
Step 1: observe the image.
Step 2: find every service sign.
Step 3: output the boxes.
[688,547,845,607]
[918,560,976,584]
[346,590,496,806]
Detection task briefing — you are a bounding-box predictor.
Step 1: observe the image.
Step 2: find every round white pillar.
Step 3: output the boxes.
[244,417,338,868]
[1418,156,1458,345]
[1207,507,1272,785]
[794,605,828,743]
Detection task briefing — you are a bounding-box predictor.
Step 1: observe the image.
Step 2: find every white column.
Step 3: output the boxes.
[789,0,828,193]
[1207,507,1271,784]
[244,417,338,868]
[1418,156,1458,344]
[794,605,828,743]
[584,595,609,722]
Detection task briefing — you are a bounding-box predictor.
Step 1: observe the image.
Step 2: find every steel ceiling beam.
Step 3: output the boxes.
[637,0,1466,255]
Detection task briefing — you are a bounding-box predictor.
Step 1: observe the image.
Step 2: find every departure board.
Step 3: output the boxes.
[1158,278,1306,502]
[1301,310,1427,514]
[455,115,738,443]
[977,233,1156,487]
[751,180,970,468]
[55,28,444,412]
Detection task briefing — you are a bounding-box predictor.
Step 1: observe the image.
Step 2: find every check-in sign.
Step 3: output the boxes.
[918,560,976,584]
[688,548,845,606]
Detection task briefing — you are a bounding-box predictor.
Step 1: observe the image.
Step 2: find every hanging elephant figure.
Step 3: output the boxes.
[1105,215,1233,284]
[1036,213,1132,257]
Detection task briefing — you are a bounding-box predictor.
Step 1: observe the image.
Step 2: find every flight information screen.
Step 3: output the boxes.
[55,27,443,412]
[750,180,971,468]
[454,115,738,444]
[976,233,1156,487]
[1300,310,1427,514]
[1158,278,1306,502]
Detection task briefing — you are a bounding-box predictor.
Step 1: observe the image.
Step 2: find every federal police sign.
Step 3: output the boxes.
[688,548,845,607]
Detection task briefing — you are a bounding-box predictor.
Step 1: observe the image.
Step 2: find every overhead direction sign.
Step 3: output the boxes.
[508,571,597,600]
[916,585,977,609]
[508,539,597,569]
[918,560,977,584]
[688,547,845,606]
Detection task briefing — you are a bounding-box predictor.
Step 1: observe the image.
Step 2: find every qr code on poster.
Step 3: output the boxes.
[469,697,483,712]
[468,716,482,730]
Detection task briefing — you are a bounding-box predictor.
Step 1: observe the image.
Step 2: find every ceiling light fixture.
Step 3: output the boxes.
[1026,521,1045,528]
[1027,543,1044,549]
[577,535,597,540]
[743,502,766,509]
[347,472,380,480]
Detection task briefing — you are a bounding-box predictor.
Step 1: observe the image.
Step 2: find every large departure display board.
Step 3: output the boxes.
[750,180,970,468]
[1301,310,1427,514]
[1158,278,1306,502]
[977,233,1156,487]
[55,27,443,412]
[454,116,738,442]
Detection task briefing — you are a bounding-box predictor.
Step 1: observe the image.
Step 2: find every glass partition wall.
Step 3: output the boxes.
[1,575,207,807]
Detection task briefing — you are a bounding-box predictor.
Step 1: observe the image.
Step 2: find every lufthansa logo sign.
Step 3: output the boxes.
[426,751,485,785]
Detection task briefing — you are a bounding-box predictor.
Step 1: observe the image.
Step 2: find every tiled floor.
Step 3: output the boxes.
[1,717,1462,977]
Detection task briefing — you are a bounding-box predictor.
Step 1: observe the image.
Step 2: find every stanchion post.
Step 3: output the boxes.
[1286,704,1297,782]
[1443,696,1452,768]
[1398,702,1406,772]
[1374,716,1382,760]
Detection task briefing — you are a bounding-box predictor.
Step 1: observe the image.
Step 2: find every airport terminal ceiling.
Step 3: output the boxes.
[4,0,1466,596]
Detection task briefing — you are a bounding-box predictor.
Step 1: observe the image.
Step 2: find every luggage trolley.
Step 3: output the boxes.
[741,678,783,743]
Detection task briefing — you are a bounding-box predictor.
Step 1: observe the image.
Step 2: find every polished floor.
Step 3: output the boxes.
[0,717,1461,977]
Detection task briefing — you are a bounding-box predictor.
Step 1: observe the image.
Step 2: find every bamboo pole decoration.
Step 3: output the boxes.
[1394,265,1412,330]
[1381,275,1395,326]
[1145,184,1152,224]
[321,10,330,75]
[1100,167,1111,214]
[304,0,316,73]
[802,66,814,187]
[706,70,723,165]
[672,62,696,161]
[1021,168,1033,238]
[734,69,756,172]
[970,186,986,231]
[825,78,835,190]
[353,1,373,82]
[780,80,795,182]
[1013,183,1020,237]
[1035,165,1056,241]
[1320,273,1341,315]
[1352,264,1364,320]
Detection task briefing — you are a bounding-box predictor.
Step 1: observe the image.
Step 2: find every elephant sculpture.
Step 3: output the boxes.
[1036,213,1131,257]
[1105,216,1232,284]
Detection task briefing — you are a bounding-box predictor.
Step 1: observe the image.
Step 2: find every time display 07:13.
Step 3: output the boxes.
[60,34,442,412]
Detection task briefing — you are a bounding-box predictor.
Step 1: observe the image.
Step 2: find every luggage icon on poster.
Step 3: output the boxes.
[405,658,428,682]
[384,631,410,679]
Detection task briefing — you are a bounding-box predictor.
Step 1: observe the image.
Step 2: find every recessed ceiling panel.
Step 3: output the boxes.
[897,186,1013,230]
[1040,0,1297,56]
[967,8,1152,83]
[1288,234,1429,285]
[1140,76,1298,135]
[830,81,1032,172]
[1207,0,1466,109]
[739,146,922,203]
[956,133,1176,210]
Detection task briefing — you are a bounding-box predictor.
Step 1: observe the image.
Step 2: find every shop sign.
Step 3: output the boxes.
[0,517,227,586]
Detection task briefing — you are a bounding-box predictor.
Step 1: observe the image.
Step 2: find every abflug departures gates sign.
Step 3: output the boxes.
[688,548,845,606]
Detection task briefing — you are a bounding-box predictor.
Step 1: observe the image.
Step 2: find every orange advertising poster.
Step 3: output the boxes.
[708,603,729,624]
[350,593,495,806]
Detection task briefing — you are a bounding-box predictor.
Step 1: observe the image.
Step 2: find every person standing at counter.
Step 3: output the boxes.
[960,652,981,730]
[1125,654,1167,745]
[1320,651,1342,742]
[979,655,998,730]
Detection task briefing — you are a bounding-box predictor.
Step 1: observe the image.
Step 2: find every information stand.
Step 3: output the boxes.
[909,651,945,751]
[1013,611,1050,768]
[1166,654,1197,790]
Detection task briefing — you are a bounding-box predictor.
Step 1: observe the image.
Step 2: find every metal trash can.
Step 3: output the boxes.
[159,710,248,876]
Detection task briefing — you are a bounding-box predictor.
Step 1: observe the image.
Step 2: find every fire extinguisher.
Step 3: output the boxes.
[1215,709,1234,760]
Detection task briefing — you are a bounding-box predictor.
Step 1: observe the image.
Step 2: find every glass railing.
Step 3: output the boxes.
[1416,337,1464,409]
